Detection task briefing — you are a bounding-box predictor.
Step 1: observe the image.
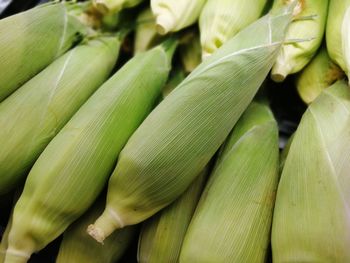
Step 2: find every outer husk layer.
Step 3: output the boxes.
[88,5,294,241]
[0,36,121,195]
[272,80,350,262]
[0,2,88,101]
[180,102,279,263]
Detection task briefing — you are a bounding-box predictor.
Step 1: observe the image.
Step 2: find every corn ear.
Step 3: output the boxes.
[151,0,206,35]
[271,0,329,82]
[199,0,268,58]
[0,2,88,101]
[56,196,137,263]
[0,36,122,195]
[272,80,350,262]
[3,41,175,263]
[296,46,344,104]
[138,169,207,263]
[134,8,163,54]
[93,0,144,14]
[179,101,279,262]
[179,31,202,73]
[326,0,350,79]
[88,5,294,242]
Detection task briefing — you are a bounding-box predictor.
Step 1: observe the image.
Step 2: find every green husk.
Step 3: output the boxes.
[271,0,329,82]
[272,80,350,262]
[0,2,89,101]
[199,0,268,58]
[296,46,344,104]
[93,0,144,14]
[56,197,137,263]
[3,41,175,263]
[151,0,206,35]
[134,8,163,54]
[326,0,350,80]
[179,31,202,73]
[87,5,294,242]
[180,101,279,263]
[0,36,122,195]
[138,169,207,263]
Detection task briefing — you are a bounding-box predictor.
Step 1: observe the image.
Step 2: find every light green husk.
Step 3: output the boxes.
[199,0,268,58]
[179,31,202,73]
[56,197,137,263]
[88,5,294,242]
[93,0,144,14]
[180,101,279,263]
[0,2,88,102]
[296,46,344,104]
[151,0,206,35]
[3,41,175,263]
[326,0,350,80]
[134,8,162,54]
[138,169,207,263]
[272,80,350,262]
[0,36,122,195]
[271,0,329,82]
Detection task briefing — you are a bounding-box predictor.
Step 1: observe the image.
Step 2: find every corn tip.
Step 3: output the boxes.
[87,224,105,244]
[3,248,30,263]
[155,14,175,35]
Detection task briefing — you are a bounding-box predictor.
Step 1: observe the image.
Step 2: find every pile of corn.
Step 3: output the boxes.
[0,0,349,262]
